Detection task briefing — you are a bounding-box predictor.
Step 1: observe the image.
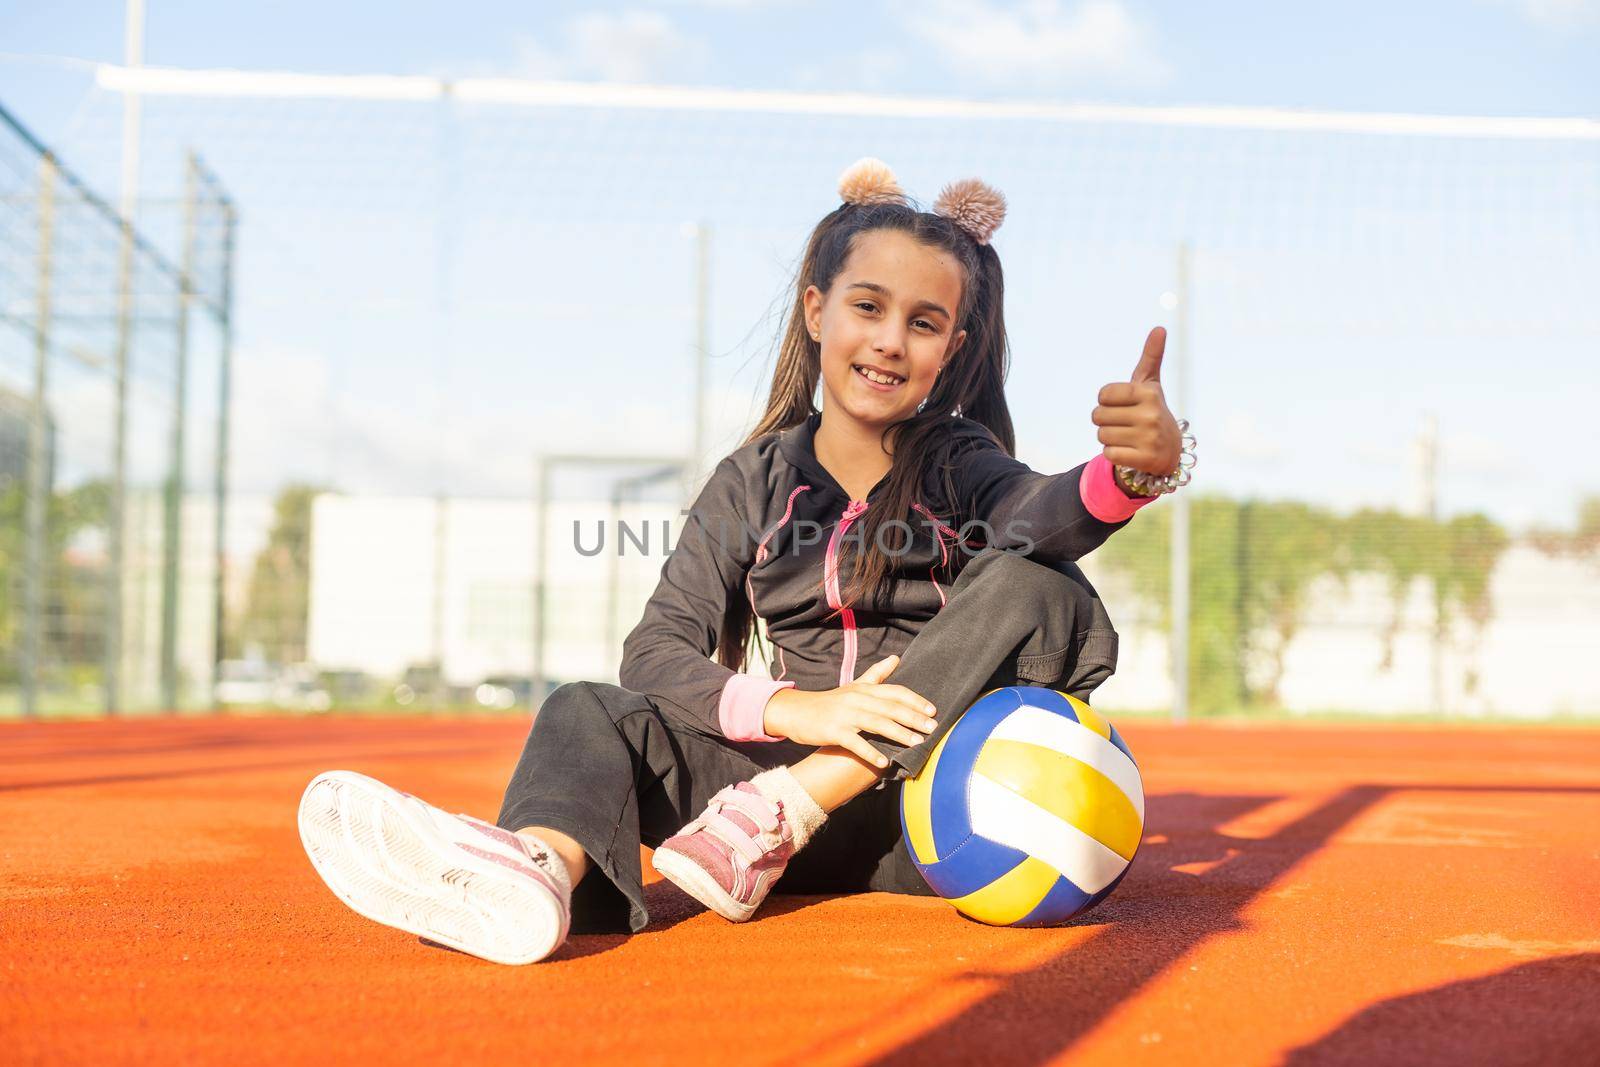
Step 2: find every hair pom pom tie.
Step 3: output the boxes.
[837,157,907,207]
[933,178,1007,245]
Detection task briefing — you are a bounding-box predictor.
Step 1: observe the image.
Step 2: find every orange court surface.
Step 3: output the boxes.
[5,713,1599,1065]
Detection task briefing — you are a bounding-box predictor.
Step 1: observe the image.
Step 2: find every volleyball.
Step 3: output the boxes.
[899,686,1144,927]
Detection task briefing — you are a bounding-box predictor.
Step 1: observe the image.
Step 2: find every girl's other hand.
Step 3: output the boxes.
[762,656,939,769]
[1091,326,1182,475]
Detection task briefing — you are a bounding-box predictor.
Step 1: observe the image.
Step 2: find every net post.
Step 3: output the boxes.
[1170,241,1192,725]
[21,152,58,721]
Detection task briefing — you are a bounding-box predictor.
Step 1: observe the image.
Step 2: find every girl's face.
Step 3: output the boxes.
[805,228,967,436]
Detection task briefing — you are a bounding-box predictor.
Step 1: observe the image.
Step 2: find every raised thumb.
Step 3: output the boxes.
[1131,326,1166,384]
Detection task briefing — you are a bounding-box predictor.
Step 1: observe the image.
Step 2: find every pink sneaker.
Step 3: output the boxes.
[298,770,571,965]
[651,781,794,922]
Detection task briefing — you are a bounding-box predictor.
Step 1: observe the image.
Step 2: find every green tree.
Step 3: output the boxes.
[1347,508,1508,691]
[1238,500,1344,706]
[0,478,111,684]
[231,484,326,663]
[1097,496,1507,715]
[1094,495,1249,714]
[1528,495,1600,558]
[1346,509,1434,671]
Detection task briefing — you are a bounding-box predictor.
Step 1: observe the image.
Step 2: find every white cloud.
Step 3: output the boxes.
[647,0,791,8]
[1501,0,1600,28]
[508,10,710,84]
[790,46,914,94]
[901,0,1170,92]
[227,342,724,499]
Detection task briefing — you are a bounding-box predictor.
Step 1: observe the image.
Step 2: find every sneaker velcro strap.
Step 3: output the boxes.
[713,786,780,834]
[704,811,769,864]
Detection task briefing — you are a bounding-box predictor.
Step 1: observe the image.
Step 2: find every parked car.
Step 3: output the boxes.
[393,663,442,706]
[216,660,331,711]
[318,668,375,706]
[216,659,277,707]
[276,664,332,712]
[475,675,534,710]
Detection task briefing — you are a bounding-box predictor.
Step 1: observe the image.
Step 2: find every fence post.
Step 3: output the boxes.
[211,199,236,709]
[22,153,58,720]
[690,222,710,493]
[160,153,199,712]
[105,226,137,714]
[531,457,550,712]
[431,493,448,710]
[1170,241,1192,724]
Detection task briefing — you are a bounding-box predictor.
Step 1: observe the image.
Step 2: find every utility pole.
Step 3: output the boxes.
[22,154,58,720]
[212,197,236,709]
[160,153,199,711]
[106,0,146,714]
[1169,242,1192,724]
[690,222,711,495]
[1416,413,1445,713]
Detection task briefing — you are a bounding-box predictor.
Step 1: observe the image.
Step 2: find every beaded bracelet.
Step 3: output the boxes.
[1114,418,1197,498]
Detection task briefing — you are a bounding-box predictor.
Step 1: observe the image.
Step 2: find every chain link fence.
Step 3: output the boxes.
[0,102,234,718]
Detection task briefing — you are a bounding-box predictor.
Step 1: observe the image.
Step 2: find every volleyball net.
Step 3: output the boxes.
[2,64,1596,718]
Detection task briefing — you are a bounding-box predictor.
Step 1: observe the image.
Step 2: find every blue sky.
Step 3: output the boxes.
[5,0,1597,116]
[1,1,1597,532]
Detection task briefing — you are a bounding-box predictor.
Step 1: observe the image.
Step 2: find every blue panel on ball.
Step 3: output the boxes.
[1105,722,1136,766]
[1012,873,1095,928]
[915,834,1031,901]
[1018,686,1080,721]
[928,688,1024,860]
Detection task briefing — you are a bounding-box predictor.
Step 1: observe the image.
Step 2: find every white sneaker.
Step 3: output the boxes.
[297,770,571,965]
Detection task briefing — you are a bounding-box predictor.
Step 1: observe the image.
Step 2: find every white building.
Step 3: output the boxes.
[307,493,679,689]
[1085,544,1600,718]
[307,493,1600,718]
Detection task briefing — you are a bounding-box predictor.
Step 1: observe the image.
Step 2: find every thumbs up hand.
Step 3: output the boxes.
[1091,327,1182,479]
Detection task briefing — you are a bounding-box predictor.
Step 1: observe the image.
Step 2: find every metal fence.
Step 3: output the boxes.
[0,102,234,718]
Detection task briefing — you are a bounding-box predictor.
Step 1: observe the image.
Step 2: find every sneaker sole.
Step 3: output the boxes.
[650,846,759,923]
[298,770,566,965]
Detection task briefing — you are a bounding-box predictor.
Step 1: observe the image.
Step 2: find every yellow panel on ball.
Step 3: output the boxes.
[947,854,1061,926]
[1056,691,1112,739]
[900,722,948,866]
[972,737,1143,862]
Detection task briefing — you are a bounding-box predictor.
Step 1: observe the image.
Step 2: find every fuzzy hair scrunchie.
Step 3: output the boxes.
[835,157,1007,246]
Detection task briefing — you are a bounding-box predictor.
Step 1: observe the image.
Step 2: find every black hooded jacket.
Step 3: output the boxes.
[617,412,1147,748]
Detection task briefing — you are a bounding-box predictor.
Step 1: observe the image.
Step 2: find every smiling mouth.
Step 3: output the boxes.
[853,365,905,386]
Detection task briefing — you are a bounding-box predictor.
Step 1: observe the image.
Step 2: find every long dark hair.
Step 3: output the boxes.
[717,198,1017,672]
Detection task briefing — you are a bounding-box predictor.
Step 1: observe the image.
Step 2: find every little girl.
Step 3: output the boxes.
[297,158,1190,964]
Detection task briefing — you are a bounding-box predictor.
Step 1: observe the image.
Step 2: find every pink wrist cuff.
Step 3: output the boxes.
[717,674,796,742]
[1080,454,1159,523]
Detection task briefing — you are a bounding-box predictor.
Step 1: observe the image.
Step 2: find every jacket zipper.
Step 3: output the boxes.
[824,498,870,686]
[748,484,810,681]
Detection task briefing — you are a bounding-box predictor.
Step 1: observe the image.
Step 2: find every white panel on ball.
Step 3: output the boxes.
[967,774,1130,895]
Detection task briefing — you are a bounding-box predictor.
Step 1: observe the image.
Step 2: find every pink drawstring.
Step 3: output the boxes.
[912,501,955,609]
